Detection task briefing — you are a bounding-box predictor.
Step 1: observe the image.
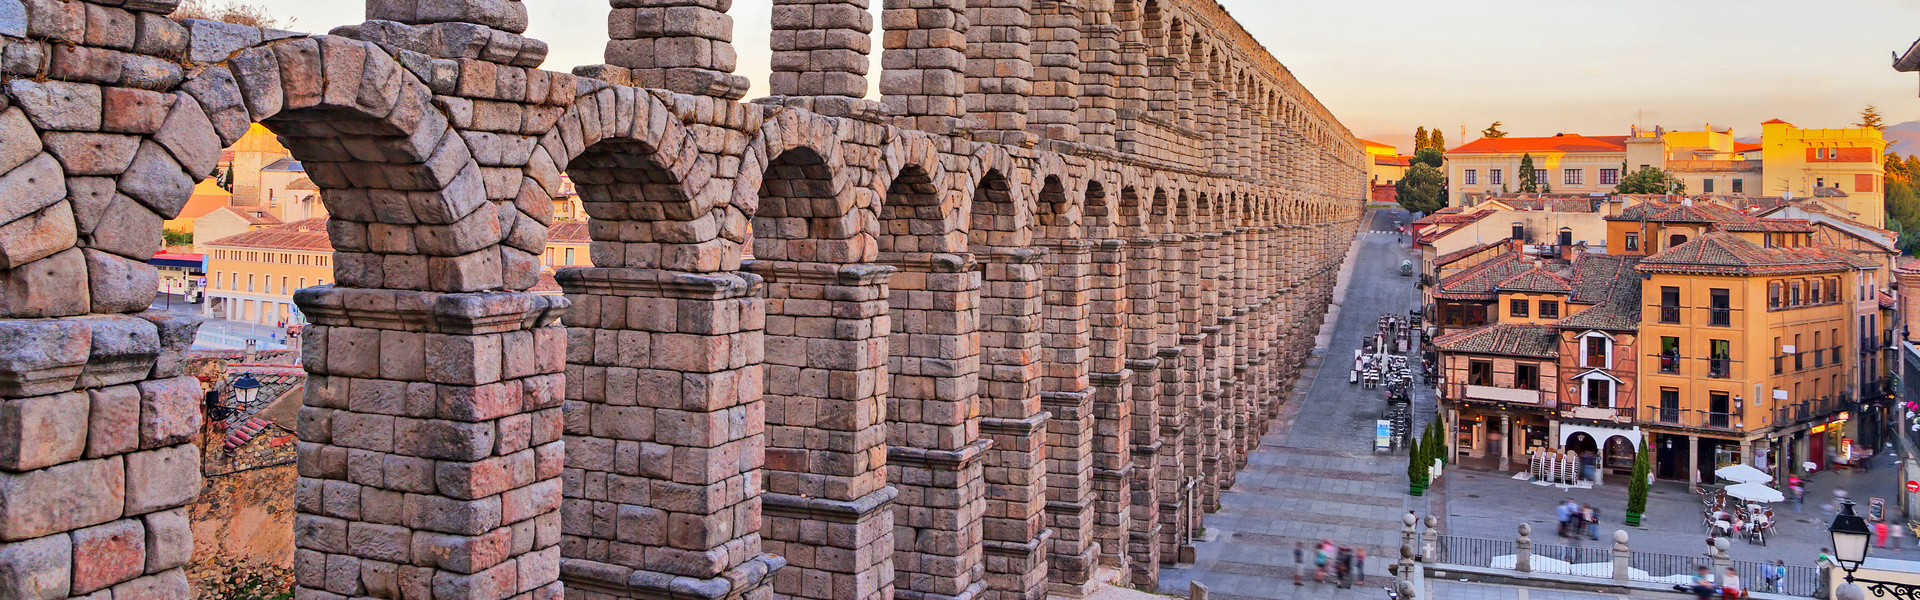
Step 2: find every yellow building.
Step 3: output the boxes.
[228,124,291,207]
[163,180,235,235]
[1445,134,1631,205]
[201,219,333,326]
[1631,224,1874,485]
[543,221,592,269]
[1361,139,1410,186]
[193,206,283,253]
[1759,119,1887,227]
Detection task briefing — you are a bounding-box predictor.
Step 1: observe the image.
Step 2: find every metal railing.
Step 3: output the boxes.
[1707,358,1730,378]
[1430,534,1820,596]
[1432,535,1514,568]
[1642,408,1739,430]
[1658,354,1681,374]
[1732,558,1819,597]
[1708,307,1731,326]
[1659,305,1681,323]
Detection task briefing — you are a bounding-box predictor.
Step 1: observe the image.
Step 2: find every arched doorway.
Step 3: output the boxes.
[1604,435,1637,472]
[1566,432,1598,455]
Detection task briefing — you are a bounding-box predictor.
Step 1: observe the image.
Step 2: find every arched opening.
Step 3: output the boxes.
[877,162,987,600]
[1567,432,1599,455]
[1605,435,1637,472]
[752,145,895,600]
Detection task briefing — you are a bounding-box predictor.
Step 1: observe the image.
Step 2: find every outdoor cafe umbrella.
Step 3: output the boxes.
[1714,463,1774,484]
[1726,482,1786,503]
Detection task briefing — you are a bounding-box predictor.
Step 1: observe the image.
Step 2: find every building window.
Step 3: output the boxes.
[1703,179,1715,193]
[1827,277,1839,302]
[1464,169,1477,185]
[1539,300,1559,319]
[1769,282,1781,309]
[1600,168,1621,185]
[1659,388,1680,423]
[1708,339,1731,378]
[1490,169,1504,185]
[1811,279,1822,304]
[1709,288,1730,326]
[1516,364,1540,390]
[1584,335,1609,368]
[1659,336,1680,374]
[1533,168,1548,184]
[1794,333,1804,371]
[1790,281,1802,306]
[1773,336,1783,374]
[1817,177,1826,188]
[1659,286,1680,323]
[1586,378,1611,408]
[1708,392,1731,428]
[212,271,221,289]
[247,274,254,292]
[280,276,288,295]
[1510,298,1529,318]
[1624,233,1638,251]
[1563,169,1583,186]
[1469,360,1492,386]
[564,248,575,266]
[1669,234,1688,248]
[1732,179,1744,194]
[1831,327,1841,364]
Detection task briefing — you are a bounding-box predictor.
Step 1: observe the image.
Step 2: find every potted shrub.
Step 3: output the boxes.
[1408,426,1428,496]
[1626,437,1651,526]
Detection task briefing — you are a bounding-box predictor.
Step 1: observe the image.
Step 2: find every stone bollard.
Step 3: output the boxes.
[1613,530,1631,582]
[1399,578,1419,599]
[1836,581,1867,600]
[1712,537,1732,581]
[1190,581,1208,600]
[1402,511,1418,553]
[1398,544,1416,588]
[1421,515,1439,563]
[1516,523,1532,573]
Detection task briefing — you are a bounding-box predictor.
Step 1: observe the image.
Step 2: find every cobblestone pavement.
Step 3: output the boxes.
[1159,209,1446,599]
[1442,450,1920,569]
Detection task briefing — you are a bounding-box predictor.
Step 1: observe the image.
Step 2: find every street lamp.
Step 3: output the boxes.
[1827,499,1914,599]
[232,373,263,406]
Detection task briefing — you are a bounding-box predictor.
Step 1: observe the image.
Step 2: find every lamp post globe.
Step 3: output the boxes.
[1828,499,1872,574]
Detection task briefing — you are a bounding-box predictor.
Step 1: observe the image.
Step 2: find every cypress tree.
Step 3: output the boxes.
[1518,153,1539,193]
[1414,127,1429,151]
[1430,129,1446,152]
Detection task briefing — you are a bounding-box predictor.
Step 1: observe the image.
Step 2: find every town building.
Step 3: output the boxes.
[200,219,333,326]
[191,206,282,253]
[1445,134,1630,204]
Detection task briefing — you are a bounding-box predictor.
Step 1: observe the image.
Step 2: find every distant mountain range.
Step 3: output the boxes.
[1888,121,1920,157]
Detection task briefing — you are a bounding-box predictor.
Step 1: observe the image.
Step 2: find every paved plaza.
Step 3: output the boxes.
[1159,209,1443,599]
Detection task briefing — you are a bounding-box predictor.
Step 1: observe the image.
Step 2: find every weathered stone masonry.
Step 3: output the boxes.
[0,0,1364,597]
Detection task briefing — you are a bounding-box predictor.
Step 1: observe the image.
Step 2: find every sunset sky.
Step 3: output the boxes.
[258,0,1920,152]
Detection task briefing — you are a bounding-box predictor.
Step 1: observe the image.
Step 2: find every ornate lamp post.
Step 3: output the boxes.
[1827,499,1908,599]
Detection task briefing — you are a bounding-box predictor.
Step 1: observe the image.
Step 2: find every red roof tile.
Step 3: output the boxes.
[1636,232,1856,276]
[549,220,589,243]
[204,218,331,251]
[1448,134,1630,155]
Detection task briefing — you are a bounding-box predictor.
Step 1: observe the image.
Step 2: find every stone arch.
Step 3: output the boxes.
[739,109,872,263]
[551,85,739,272]
[181,36,531,293]
[1083,180,1113,237]
[1036,175,1079,240]
[1148,188,1173,235]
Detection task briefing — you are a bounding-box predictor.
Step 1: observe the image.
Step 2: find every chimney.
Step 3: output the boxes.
[243,339,257,364]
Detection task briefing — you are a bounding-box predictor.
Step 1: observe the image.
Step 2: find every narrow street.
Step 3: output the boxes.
[1159,209,1443,599]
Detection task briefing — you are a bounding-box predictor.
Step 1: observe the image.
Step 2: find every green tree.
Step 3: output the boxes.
[1541,182,1551,194]
[1413,147,1444,169]
[1888,180,1920,232]
[1481,121,1508,139]
[1414,127,1429,152]
[1858,105,1886,131]
[1426,420,1444,466]
[1627,437,1651,517]
[1430,129,1446,151]
[1407,428,1427,488]
[162,229,192,247]
[1517,153,1538,193]
[1614,166,1683,194]
[1395,162,1447,214]
[1906,156,1920,182]
[1887,153,1910,185]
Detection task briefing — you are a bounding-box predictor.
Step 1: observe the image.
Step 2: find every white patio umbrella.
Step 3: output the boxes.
[1714,463,1773,484]
[1725,482,1786,503]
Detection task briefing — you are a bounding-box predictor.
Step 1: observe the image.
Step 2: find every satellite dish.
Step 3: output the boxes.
[1783,191,1794,201]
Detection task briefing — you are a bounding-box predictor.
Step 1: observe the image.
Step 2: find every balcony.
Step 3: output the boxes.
[1658,305,1681,324]
[1465,384,1543,405]
[1657,354,1681,375]
[1708,307,1731,327]
[1562,405,1632,423]
[1645,408,1742,431]
[1707,358,1730,379]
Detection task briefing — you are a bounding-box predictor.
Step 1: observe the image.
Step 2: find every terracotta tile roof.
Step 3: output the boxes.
[1433,241,1504,267]
[1447,134,1630,155]
[204,205,283,226]
[1495,264,1575,294]
[1605,201,1746,223]
[1813,187,1849,198]
[531,271,562,293]
[1556,254,1643,331]
[1762,119,1792,125]
[1635,232,1857,276]
[286,177,317,191]
[1434,323,1559,358]
[1717,218,1814,233]
[1882,291,1898,310]
[548,220,589,243]
[1436,252,1569,300]
[1435,207,1463,214]
[1734,142,1762,153]
[1375,155,1412,167]
[204,218,331,251]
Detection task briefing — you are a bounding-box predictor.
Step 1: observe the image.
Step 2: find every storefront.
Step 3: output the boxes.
[1557,423,1640,475]
[1451,405,1553,469]
[1810,412,1854,470]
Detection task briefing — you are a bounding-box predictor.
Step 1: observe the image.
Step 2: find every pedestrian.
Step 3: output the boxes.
[1580,504,1599,540]
[1335,545,1354,589]
[1557,499,1574,537]
[1790,478,1806,513]
[1720,567,1742,599]
[1292,542,1304,586]
[1314,540,1330,583]
[1689,565,1716,599]
[1354,547,1367,586]
[1761,560,1783,593]
[1818,547,1833,566]
[1876,520,1891,548]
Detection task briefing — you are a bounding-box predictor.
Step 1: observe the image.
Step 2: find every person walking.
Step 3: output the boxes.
[1878,521,1892,548]
[1334,545,1354,589]
[1557,499,1574,537]
[1580,504,1599,540]
[1761,560,1783,593]
[1354,547,1368,586]
[1719,567,1743,599]
[1292,542,1304,586]
[1314,540,1331,583]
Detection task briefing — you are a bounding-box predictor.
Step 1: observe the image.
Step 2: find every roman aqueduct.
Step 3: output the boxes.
[0,0,1366,596]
